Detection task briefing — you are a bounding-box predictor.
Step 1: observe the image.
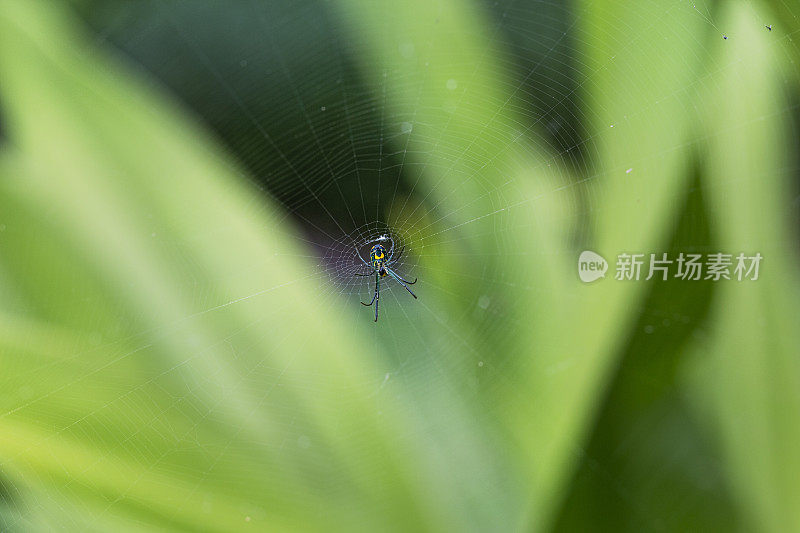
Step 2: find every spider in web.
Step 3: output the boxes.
[354,242,417,322]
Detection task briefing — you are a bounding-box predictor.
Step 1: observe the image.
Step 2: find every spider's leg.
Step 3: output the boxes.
[390,270,417,284]
[387,269,417,299]
[355,249,372,270]
[360,291,377,306]
[374,279,380,322]
[361,278,377,306]
[387,238,396,261]
[361,273,381,317]
[389,246,404,265]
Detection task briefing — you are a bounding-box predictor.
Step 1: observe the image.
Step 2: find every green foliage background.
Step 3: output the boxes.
[0,0,799,531]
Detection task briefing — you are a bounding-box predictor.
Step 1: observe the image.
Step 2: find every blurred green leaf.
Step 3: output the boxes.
[553,164,744,531]
[335,0,720,529]
[684,4,800,531]
[1,0,799,531]
[0,2,483,530]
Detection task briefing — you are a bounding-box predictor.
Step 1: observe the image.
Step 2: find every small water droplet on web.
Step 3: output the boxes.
[446,79,458,90]
[626,168,633,174]
[320,106,326,111]
[478,361,484,367]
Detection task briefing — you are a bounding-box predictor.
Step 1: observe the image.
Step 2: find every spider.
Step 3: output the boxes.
[354,242,417,322]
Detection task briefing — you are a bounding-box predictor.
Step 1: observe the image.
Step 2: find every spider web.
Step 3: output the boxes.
[2,0,799,529]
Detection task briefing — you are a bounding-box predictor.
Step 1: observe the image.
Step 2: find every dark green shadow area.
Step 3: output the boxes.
[552,158,743,532]
[486,0,586,166]
[0,96,6,144]
[787,82,800,248]
[74,0,404,238]
[74,0,580,243]
[0,470,24,531]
